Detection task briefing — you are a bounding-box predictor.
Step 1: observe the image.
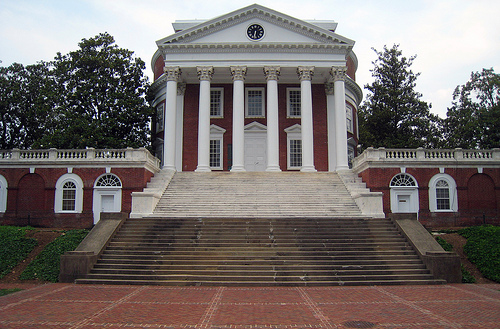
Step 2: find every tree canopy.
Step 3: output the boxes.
[358,44,443,150]
[0,32,152,150]
[444,68,500,149]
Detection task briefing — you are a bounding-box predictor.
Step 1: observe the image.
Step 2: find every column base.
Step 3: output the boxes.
[162,165,177,171]
[230,165,246,172]
[300,166,317,172]
[195,166,211,172]
[335,165,350,172]
[266,166,282,172]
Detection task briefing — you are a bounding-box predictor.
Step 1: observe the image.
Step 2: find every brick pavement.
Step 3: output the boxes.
[0,283,499,328]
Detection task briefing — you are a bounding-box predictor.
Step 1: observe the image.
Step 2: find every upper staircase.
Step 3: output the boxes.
[152,172,363,218]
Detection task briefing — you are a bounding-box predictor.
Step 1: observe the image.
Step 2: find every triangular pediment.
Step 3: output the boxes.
[156,4,354,47]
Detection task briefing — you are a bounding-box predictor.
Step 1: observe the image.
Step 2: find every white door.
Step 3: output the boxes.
[244,134,267,171]
[101,195,115,212]
[397,195,411,213]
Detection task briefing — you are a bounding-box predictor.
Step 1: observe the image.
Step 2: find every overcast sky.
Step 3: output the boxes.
[1,0,499,118]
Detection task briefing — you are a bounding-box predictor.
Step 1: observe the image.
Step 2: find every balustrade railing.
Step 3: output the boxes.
[0,148,160,170]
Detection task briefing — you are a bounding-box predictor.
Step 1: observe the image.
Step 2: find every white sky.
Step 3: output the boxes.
[1,0,499,118]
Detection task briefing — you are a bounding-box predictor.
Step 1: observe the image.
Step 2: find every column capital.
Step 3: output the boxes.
[264,66,280,81]
[297,66,315,81]
[177,82,186,96]
[197,66,214,81]
[164,66,181,81]
[230,66,247,81]
[325,82,335,95]
[331,66,348,82]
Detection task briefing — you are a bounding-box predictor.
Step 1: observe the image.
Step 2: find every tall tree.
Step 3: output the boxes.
[33,32,152,149]
[444,68,500,149]
[358,44,442,149]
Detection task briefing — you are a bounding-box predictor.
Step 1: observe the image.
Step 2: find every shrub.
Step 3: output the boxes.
[0,226,37,279]
[435,236,453,252]
[20,229,88,282]
[458,225,500,283]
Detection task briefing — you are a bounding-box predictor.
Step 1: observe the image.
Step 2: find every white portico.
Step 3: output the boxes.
[151,4,362,172]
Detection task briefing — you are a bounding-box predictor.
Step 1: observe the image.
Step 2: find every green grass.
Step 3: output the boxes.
[0,226,38,279]
[20,229,88,282]
[458,225,500,283]
[0,288,23,296]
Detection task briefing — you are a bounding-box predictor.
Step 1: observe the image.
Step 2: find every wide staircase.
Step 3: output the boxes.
[76,172,444,286]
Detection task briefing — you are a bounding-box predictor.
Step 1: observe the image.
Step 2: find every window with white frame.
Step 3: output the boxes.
[156,103,164,132]
[245,88,265,117]
[346,104,353,133]
[0,175,7,213]
[209,124,226,170]
[285,124,302,170]
[429,174,458,212]
[210,88,224,118]
[287,88,301,117]
[55,174,84,213]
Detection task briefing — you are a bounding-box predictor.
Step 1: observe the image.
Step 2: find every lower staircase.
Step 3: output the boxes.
[76,171,444,286]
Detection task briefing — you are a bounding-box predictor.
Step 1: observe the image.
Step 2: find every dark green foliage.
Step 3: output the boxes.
[435,236,453,252]
[1,32,153,150]
[0,288,23,296]
[0,226,37,279]
[359,44,443,150]
[20,229,88,282]
[461,265,476,284]
[444,68,500,149]
[458,225,500,283]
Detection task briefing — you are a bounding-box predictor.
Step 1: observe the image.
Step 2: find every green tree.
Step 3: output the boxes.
[444,68,500,149]
[34,32,152,149]
[358,44,442,150]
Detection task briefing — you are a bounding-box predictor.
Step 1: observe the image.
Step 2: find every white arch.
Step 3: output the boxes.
[429,173,458,212]
[93,173,122,224]
[390,173,419,214]
[0,175,7,213]
[55,173,84,213]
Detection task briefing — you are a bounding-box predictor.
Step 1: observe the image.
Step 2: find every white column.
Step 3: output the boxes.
[297,66,316,172]
[325,83,337,172]
[163,66,181,170]
[332,66,349,171]
[175,83,186,171]
[230,66,247,172]
[195,66,213,172]
[264,66,281,172]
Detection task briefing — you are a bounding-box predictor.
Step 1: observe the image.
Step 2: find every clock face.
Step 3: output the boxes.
[247,24,265,41]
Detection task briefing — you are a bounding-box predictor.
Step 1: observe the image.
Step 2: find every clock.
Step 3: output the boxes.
[247,23,265,41]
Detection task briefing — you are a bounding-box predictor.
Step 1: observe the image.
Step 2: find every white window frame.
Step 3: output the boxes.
[55,173,84,213]
[429,173,458,212]
[285,124,302,170]
[210,87,224,118]
[209,124,226,170]
[286,87,301,118]
[245,87,265,118]
[156,103,164,132]
[346,104,353,133]
[0,175,8,213]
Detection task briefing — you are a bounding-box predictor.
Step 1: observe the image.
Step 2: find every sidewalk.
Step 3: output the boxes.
[1,283,499,328]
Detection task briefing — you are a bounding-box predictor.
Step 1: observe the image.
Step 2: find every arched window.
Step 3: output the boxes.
[390,173,419,214]
[95,174,122,187]
[429,174,458,212]
[55,174,84,213]
[0,175,7,213]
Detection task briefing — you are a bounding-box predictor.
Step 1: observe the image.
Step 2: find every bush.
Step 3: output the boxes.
[0,226,37,279]
[20,229,88,282]
[461,265,476,283]
[435,236,453,251]
[458,225,500,283]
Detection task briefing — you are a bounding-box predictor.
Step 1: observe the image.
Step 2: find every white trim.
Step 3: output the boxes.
[209,124,226,170]
[429,173,458,212]
[245,87,265,118]
[0,175,7,213]
[286,87,301,118]
[210,87,224,118]
[54,174,84,213]
[285,124,302,170]
[390,173,419,214]
[93,174,122,224]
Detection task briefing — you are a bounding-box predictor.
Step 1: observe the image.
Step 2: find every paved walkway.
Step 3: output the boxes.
[0,283,499,328]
